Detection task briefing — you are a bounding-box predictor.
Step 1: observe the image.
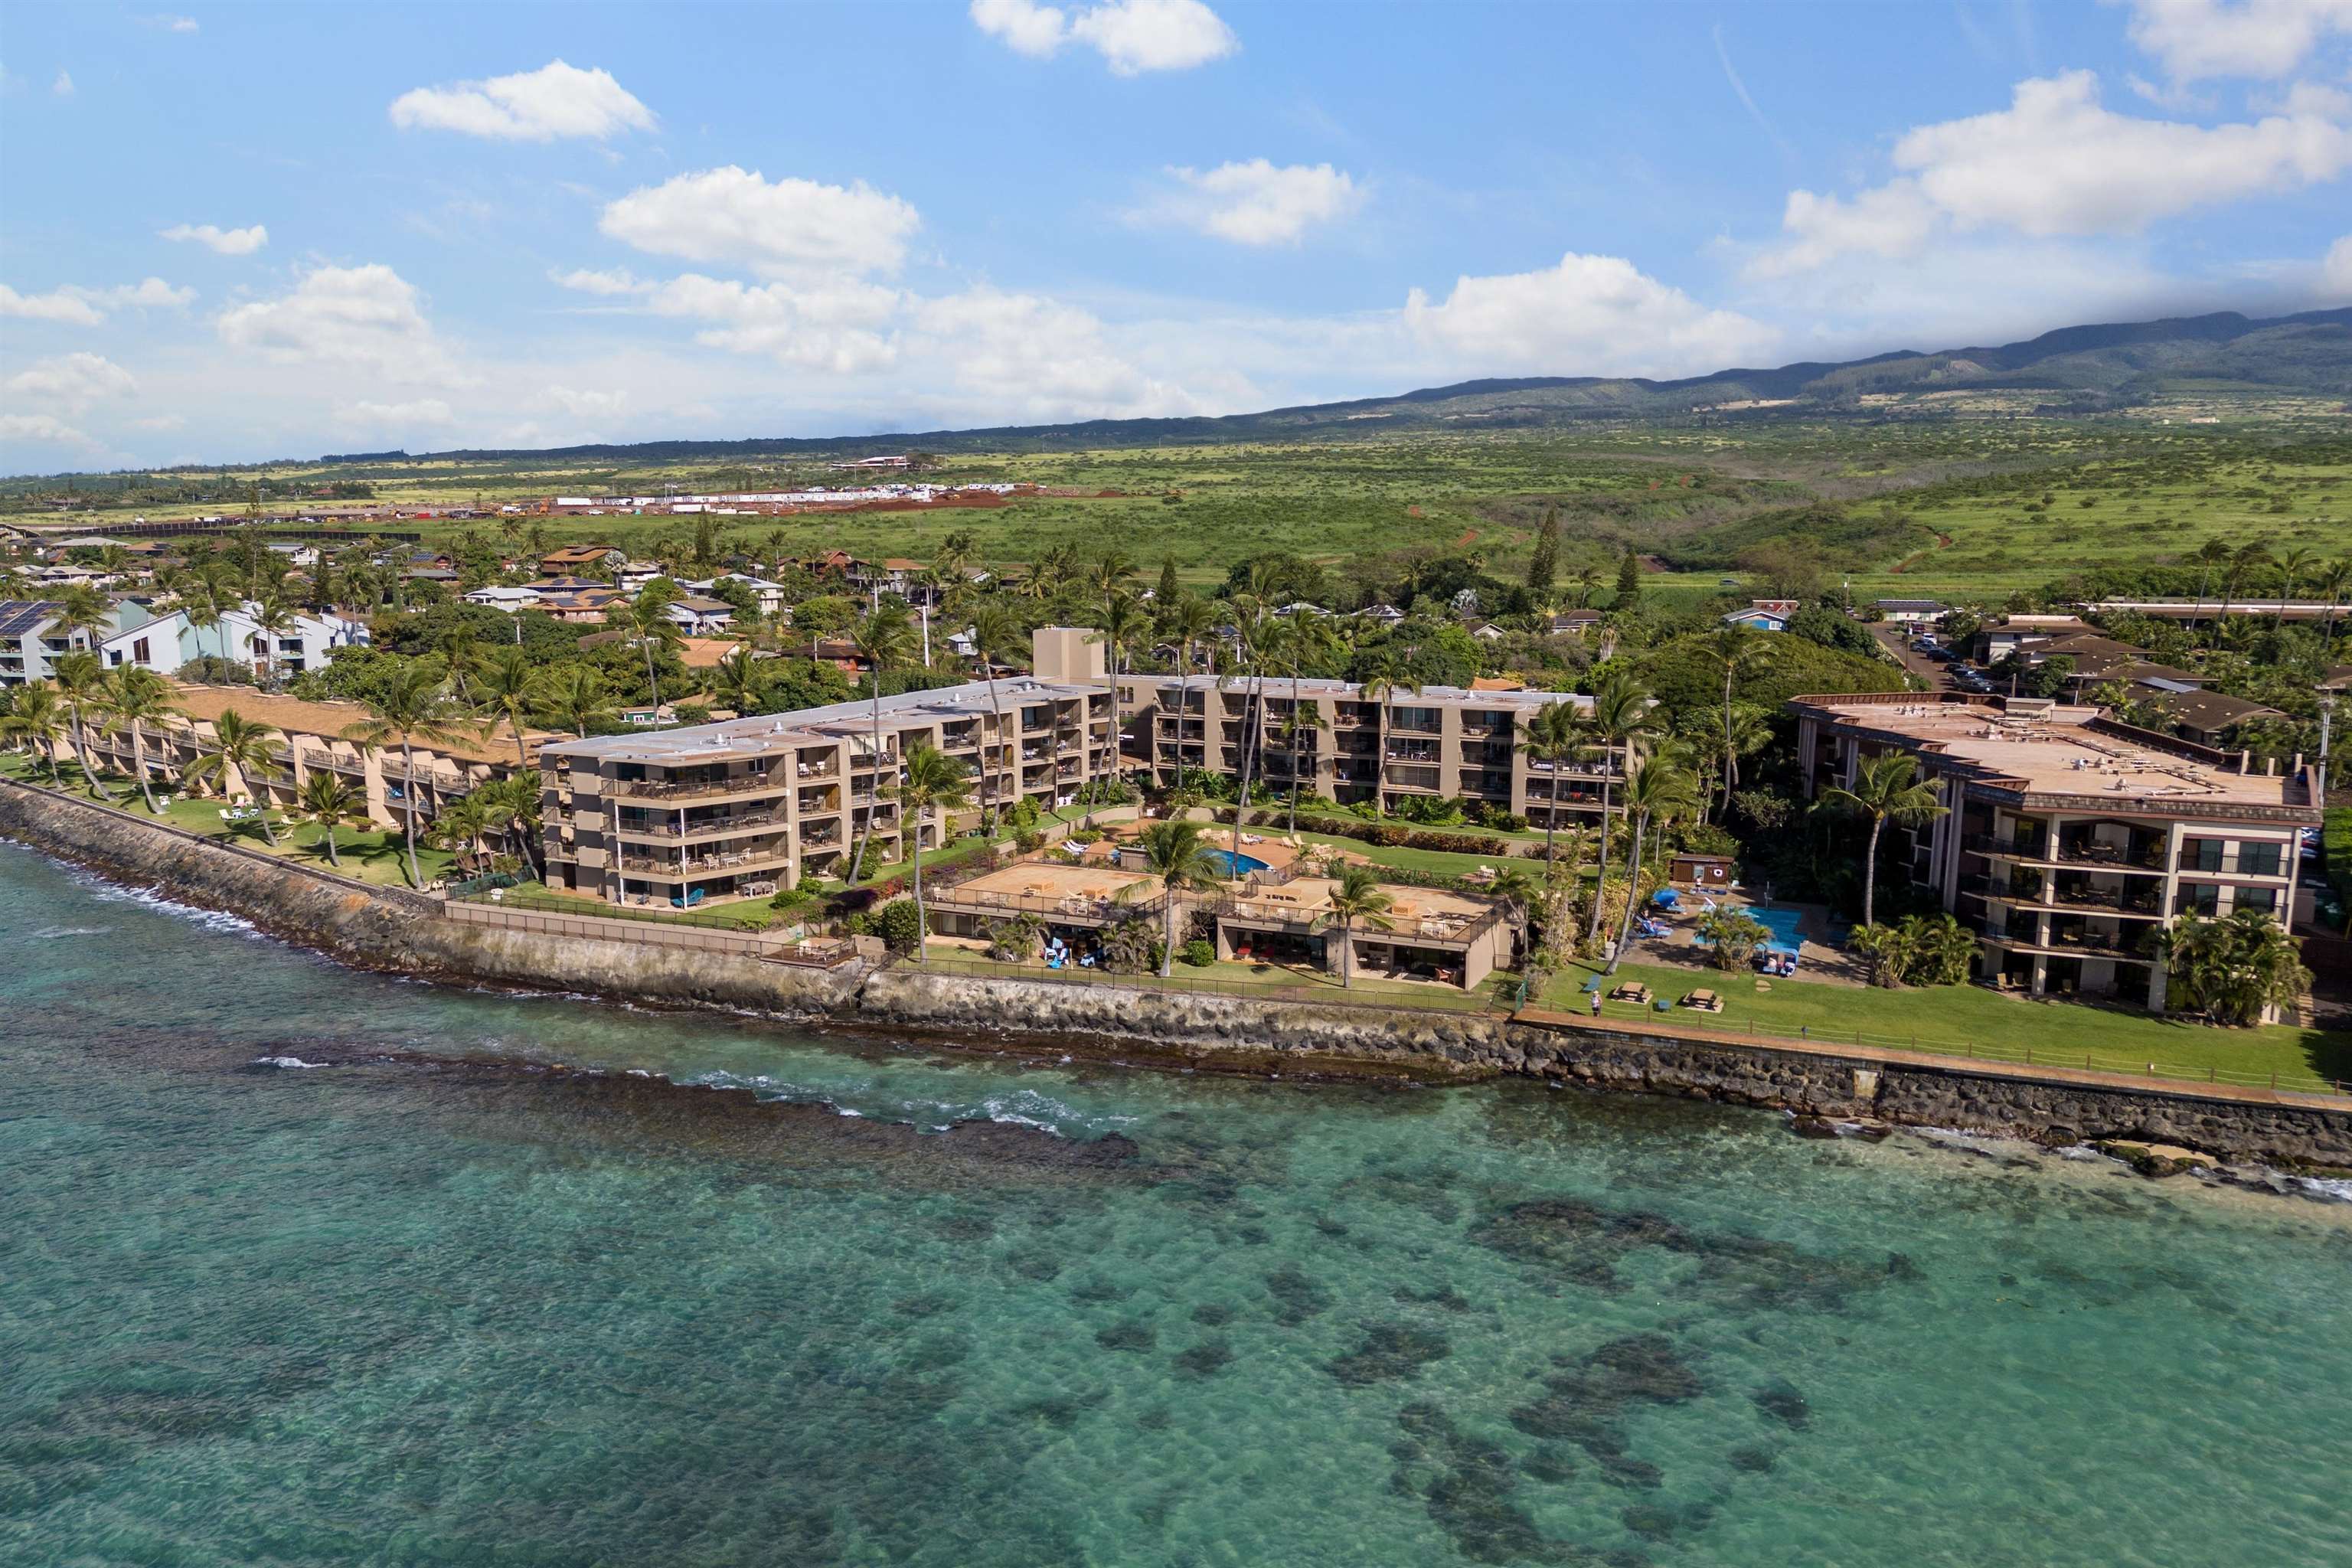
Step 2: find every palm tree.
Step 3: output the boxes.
[1219,610,1276,858]
[104,665,182,813]
[475,645,539,768]
[1521,699,1584,866]
[341,661,473,889]
[292,771,359,867]
[1702,626,1775,799]
[624,582,682,724]
[248,595,299,689]
[2273,544,2315,637]
[51,652,116,800]
[185,709,285,844]
[433,619,485,704]
[182,590,225,672]
[2146,907,2311,1027]
[1820,751,1949,932]
[531,665,614,738]
[847,604,918,884]
[1162,593,1219,678]
[2314,557,2352,651]
[429,792,498,873]
[707,644,764,719]
[1088,591,1148,818]
[476,773,545,880]
[1355,654,1420,818]
[1276,613,1340,829]
[1579,669,1659,946]
[890,743,975,965]
[1605,759,1697,973]
[2219,540,2271,624]
[1117,818,1230,976]
[965,600,1022,832]
[1325,863,1396,988]
[48,583,113,660]
[1,681,69,782]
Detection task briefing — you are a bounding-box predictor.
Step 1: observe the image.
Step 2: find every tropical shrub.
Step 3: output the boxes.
[1099,913,1161,975]
[871,898,924,954]
[2145,910,2311,1026]
[1696,908,1771,971]
[1178,937,1216,967]
[986,913,1043,962]
[1893,913,1975,986]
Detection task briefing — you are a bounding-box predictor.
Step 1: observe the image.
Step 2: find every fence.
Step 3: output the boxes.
[1524,998,2350,1101]
[446,880,785,939]
[444,894,797,959]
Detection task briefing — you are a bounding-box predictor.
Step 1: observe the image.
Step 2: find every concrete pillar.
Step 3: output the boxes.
[360,748,393,828]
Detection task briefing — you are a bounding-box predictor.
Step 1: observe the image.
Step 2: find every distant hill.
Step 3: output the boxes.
[382,307,2352,464]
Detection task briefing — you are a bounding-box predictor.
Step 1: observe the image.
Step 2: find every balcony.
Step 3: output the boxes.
[1962,831,2048,862]
[611,773,782,803]
[2053,839,2166,872]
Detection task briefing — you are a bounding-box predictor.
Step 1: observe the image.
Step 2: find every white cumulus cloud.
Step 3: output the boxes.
[0,277,191,324]
[1161,159,1360,245]
[162,223,269,256]
[599,166,921,280]
[0,413,100,449]
[389,59,655,142]
[334,399,456,427]
[145,14,200,32]
[2324,234,2352,296]
[549,387,628,418]
[971,0,1236,74]
[6,353,139,413]
[1755,71,2352,273]
[1403,253,1780,377]
[2120,0,2352,83]
[0,284,106,325]
[52,70,74,98]
[216,263,441,375]
[645,273,903,374]
[550,266,654,296]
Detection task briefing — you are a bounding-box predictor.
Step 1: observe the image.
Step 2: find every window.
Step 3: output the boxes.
[2179,884,2220,916]
[2183,839,2223,873]
[2237,843,2282,877]
[2232,887,2277,917]
[132,638,149,665]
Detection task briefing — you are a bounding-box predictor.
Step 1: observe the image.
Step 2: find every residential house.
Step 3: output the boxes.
[2141,688,2285,748]
[1874,598,1947,626]
[93,599,366,681]
[0,599,148,685]
[1722,600,1795,632]
[663,596,737,635]
[540,544,625,576]
[1547,609,1603,637]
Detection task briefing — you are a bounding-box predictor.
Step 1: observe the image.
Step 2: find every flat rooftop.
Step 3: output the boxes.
[1131,672,1590,712]
[1792,696,2308,812]
[542,673,1107,765]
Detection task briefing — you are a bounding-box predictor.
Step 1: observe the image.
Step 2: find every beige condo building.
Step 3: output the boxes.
[1789,691,2322,1014]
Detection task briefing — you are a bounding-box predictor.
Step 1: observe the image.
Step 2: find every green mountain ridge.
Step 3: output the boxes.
[318,303,2342,465]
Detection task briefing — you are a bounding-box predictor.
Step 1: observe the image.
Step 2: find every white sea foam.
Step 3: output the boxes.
[85,880,261,936]
[253,1055,327,1070]
[31,924,111,939]
[2295,1176,2352,1205]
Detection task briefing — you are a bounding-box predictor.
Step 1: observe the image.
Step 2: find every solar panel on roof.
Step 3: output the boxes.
[0,601,61,639]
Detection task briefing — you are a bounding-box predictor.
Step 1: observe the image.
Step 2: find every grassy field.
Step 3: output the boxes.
[1544,956,2352,1096]
[10,403,2346,616]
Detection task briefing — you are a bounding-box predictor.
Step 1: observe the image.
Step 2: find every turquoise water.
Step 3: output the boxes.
[1694,906,1803,957]
[5,841,2351,1566]
[1124,846,1270,877]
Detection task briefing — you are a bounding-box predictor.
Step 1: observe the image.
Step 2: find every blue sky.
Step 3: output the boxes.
[3,0,2349,472]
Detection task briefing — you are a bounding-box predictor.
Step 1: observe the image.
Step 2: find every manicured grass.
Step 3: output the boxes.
[1544,957,2352,1096]
[481,880,781,932]
[5,756,462,890]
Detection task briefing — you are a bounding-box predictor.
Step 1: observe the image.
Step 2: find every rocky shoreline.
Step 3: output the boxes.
[6,777,2349,1174]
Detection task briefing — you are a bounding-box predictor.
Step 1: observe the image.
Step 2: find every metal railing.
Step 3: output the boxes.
[906,952,1505,1013]
[611,773,784,802]
[1519,1000,2348,1100]
[2054,840,2167,871]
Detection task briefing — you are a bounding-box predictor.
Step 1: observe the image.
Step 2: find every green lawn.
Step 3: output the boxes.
[1542,957,2352,1096]
[475,880,781,932]
[4,754,461,890]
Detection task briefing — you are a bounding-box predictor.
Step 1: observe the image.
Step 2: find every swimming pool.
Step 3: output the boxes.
[1119,848,1270,877]
[1694,904,1804,955]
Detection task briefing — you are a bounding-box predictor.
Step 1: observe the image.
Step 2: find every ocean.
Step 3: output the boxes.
[3,839,2348,1567]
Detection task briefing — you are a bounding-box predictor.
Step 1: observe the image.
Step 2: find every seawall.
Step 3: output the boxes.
[6,778,2348,1171]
